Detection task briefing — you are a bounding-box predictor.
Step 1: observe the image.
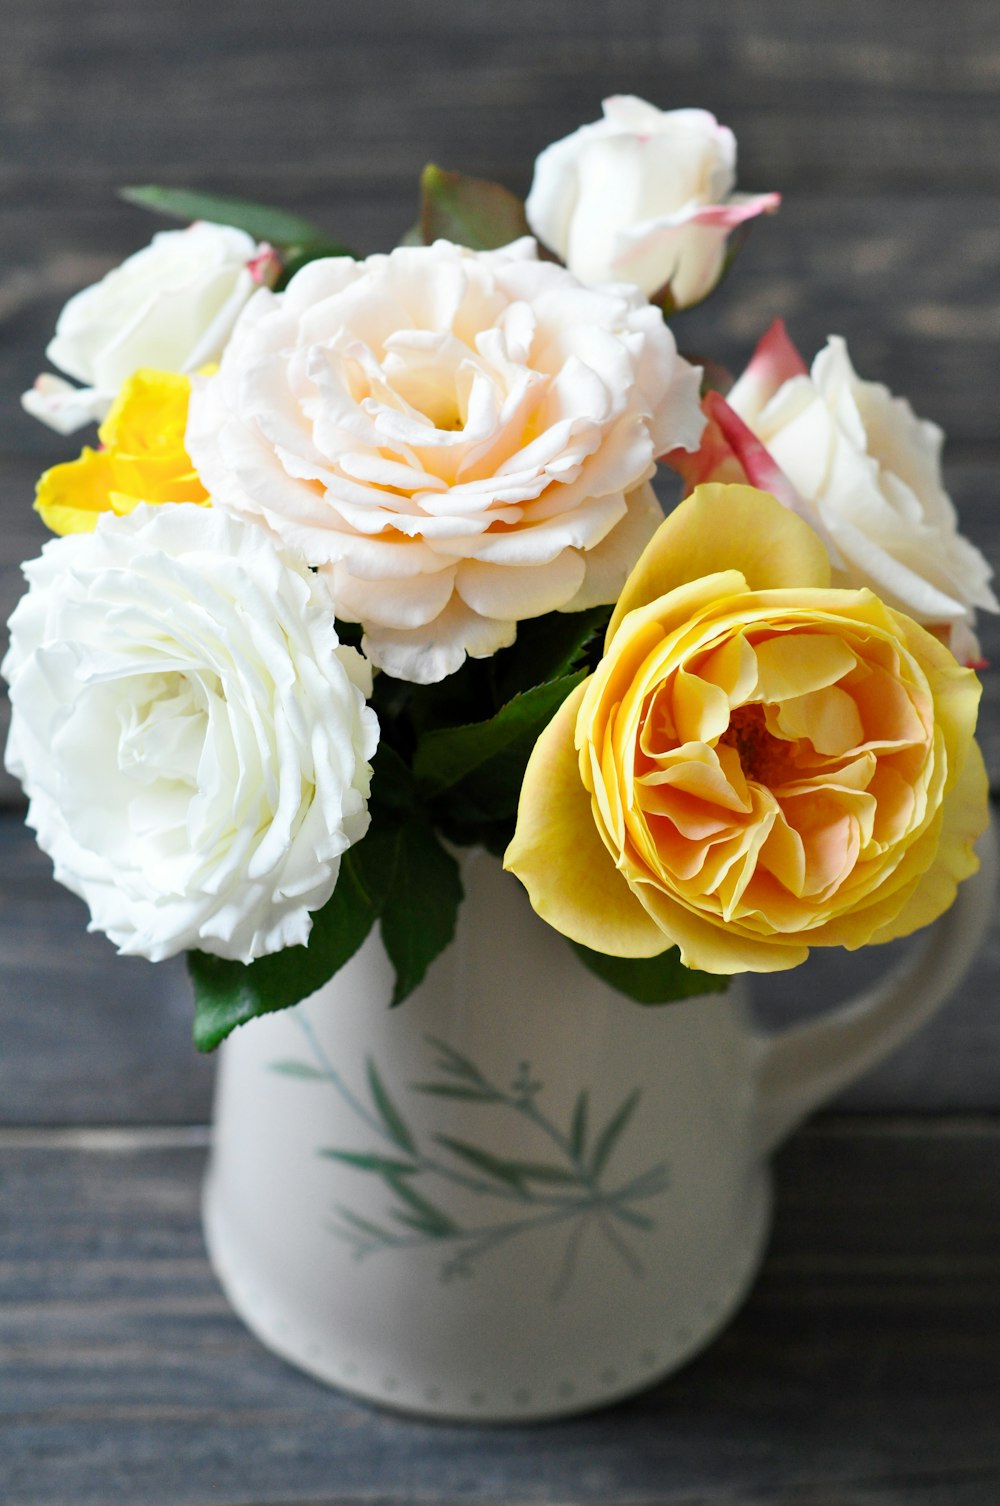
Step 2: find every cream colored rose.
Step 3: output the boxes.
[3,504,378,963]
[525,96,779,308]
[22,223,278,435]
[187,238,705,684]
[718,324,997,664]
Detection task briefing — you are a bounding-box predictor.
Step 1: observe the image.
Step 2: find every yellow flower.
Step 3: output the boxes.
[34,369,208,535]
[505,484,988,974]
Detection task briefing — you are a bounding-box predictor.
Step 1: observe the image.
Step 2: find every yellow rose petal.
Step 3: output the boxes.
[607,483,831,639]
[504,682,667,958]
[35,449,115,535]
[34,368,208,538]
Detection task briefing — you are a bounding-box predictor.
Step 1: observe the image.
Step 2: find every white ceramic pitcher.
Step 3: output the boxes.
[203,821,996,1423]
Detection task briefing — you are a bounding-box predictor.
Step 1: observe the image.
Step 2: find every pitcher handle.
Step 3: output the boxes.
[751,816,997,1156]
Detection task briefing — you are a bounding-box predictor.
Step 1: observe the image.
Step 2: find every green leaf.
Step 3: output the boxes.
[493,607,610,703]
[609,1204,656,1231]
[424,1035,489,1083]
[569,1090,589,1162]
[410,1082,503,1103]
[332,1207,397,1245]
[379,821,463,1006]
[268,1060,327,1080]
[343,820,403,913]
[318,1149,418,1176]
[589,1090,641,1181]
[412,671,586,815]
[120,184,349,254]
[368,740,419,817]
[506,1161,580,1186]
[367,1059,417,1154]
[188,842,383,1052]
[570,941,730,1006]
[385,1175,459,1237]
[434,1135,527,1193]
[419,164,531,251]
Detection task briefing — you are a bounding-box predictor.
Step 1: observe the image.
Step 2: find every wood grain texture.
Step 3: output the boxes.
[0,822,212,1125]
[3,0,1000,198]
[2,1123,999,1506]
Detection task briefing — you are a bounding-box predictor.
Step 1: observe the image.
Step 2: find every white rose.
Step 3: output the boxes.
[525,96,780,308]
[22,223,278,435]
[724,324,997,663]
[3,504,379,963]
[186,238,704,684]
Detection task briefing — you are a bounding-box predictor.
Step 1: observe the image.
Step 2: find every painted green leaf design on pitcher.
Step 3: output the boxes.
[271,1019,670,1300]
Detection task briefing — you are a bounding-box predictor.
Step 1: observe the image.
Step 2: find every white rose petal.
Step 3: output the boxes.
[187,238,704,684]
[21,223,276,434]
[526,96,779,307]
[2,504,379,964]
[728,331,997,657]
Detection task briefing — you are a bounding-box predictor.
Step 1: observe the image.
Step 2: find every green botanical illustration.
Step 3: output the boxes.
[270,1017,669,1299]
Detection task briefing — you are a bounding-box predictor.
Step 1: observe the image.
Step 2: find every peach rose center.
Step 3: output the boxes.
[622,623,935,933]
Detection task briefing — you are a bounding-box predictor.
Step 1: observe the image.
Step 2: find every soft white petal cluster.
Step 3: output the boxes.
[22,223,276,435]
[187,238,704,684]
[526,96,780,308]
[728,335,998,663]
[3,504,379,963]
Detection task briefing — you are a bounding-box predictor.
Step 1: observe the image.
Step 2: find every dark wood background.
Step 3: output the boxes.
[2,2,999,1502]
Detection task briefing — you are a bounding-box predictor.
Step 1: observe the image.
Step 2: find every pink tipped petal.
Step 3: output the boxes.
[682,191,782,229]
[728,319,809,422]
[703,392,803,510]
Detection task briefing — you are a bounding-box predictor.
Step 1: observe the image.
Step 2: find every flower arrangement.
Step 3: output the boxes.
[6,98,993,1051]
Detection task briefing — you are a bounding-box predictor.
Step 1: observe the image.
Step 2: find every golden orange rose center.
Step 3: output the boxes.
[718,703,793,788]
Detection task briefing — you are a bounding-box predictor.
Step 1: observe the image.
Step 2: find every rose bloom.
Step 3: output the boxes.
[668,321,997,665]
[22,223,278,435]
[506,484,988,974]
[3,504,378,963]
[525,96,779,308]
[34,369,208,535]
[186,238,704,684]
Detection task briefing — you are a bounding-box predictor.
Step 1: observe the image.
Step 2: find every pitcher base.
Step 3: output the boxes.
[202,1166,774,1424]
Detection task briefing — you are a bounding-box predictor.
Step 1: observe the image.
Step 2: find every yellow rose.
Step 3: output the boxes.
[34,369,208,535]
[505,484,988,974]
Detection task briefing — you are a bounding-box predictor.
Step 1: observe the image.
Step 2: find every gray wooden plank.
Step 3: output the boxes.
[1,1122,999,1505]
[3,0,1000,201]
[0,823,211,1125]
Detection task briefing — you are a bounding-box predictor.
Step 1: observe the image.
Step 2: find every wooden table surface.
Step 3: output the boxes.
[2,2,1000,1502]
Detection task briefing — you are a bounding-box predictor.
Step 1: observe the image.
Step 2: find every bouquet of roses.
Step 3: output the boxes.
[6,97,993,1051]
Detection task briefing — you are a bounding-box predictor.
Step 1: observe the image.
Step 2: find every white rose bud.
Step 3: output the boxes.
[22,222,279,434]
[3,504,379,963]
[526,96,779,308]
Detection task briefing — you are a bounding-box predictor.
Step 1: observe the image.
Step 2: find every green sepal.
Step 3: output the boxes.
[120,185,352,259]
[418,164,531,251]
[570,941,730,1006]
